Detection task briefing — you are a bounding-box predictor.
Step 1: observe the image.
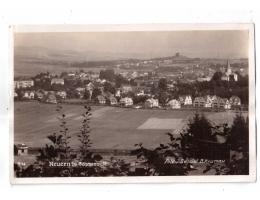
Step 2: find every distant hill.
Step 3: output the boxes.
[14,46,248,77]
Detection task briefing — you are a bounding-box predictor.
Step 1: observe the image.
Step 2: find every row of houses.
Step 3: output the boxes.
[14,78,66,90]
[96,95,133,107]
[168,95,241,109]
[14,90,67,104]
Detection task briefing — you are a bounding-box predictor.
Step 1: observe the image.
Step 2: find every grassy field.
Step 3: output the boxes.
[14,102,247,150]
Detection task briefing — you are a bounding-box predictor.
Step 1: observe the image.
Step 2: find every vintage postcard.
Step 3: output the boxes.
[10,24,256,183]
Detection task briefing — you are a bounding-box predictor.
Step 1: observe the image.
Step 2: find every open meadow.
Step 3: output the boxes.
[14,101,247,150]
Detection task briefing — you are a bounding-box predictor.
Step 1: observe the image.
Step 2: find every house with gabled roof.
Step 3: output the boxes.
[15,143,29,156]
[108,95,118,105]
[44,92,57,104]
[51,78,64,85]
[56,91,67,99]
[14,79,34,89]
[229,96,241,107]
[222,98,231,110]
[179,95,192,106]
[23,91,35,100]
[167,99,181,109]
[96,95,106,104]
[120,97,133,107]
[120,84,133,94]
[145,98,159,108]
[204,95,217,108]
[193,97,206,108]
[212,97,225,109]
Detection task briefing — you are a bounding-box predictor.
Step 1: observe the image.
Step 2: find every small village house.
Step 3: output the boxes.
[16,144,29,156]
[115,89,121,97]
[108,95,118,105]
[23,91,35,99]
[184,95,193,105]
[120,97,133,107]
[76,87,85,99]
[197,77,211,82]
[167,99,181,109]
[145,98,159,108]
[179,95,192,106]
[229,96,241,107]
[96,95,106,104]
[14,80,34,89]
[136,90,145,96]
[193,97,206,108]
[212,97,225,110]
[51,78,64,85]
[222,98,231,110]
[45,92,57,104]
[56,91,67,99]
[35,90,44,100]
[120,84,133,94]
[204,95,217,108]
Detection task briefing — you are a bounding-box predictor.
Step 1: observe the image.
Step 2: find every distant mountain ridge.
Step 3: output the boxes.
[15,46,202,64]
[14,46,248,77]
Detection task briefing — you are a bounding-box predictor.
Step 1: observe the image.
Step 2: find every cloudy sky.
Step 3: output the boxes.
[15,30,249,60]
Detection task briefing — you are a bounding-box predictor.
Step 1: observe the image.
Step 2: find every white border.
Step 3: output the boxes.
[10,23,256,184]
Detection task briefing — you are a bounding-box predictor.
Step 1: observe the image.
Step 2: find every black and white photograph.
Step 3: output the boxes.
[11,24,256,183]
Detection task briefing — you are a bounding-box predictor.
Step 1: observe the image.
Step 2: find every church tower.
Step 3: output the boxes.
[226,60,232,75]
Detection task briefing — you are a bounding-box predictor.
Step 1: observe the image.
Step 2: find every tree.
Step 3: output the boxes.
[133,95,148,105]
[180,113,221,159]
[99,69,115,82]
[229,114,249,152]
[115,74,128,88]
[130,134,195,176]
[83,89,90,100]
[91,88,102,100]
[77,106,92,160]
[211,71,223,82]
[158,78,167,91]
[158,91,168,106]
[104,82,116,94]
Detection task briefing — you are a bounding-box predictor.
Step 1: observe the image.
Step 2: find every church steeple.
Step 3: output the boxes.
[226,60,232,74]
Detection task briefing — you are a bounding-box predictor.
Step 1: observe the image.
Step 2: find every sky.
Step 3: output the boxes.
[14,30,249,60]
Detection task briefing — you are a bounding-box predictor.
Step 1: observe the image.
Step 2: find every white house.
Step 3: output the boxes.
[23,91,35,99]
[14,80,34,89]
[184,95,193,105]
[136,90,145,96]
[204,95,217,108]
[56,91,67,99]
[222,98,231,110]
[121,84,133,93]
[96,95,106,104]
[167,99,181,109]
[179,95,192,105]
[120,97,133,107]
[16,144,28,156]
[115,89,121,97]
[45,93,57,104]
[145,98,159,108]
[35,91,44,100]
[229,96,241,106]
[51,78,64,85]
[108,96,118,105]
